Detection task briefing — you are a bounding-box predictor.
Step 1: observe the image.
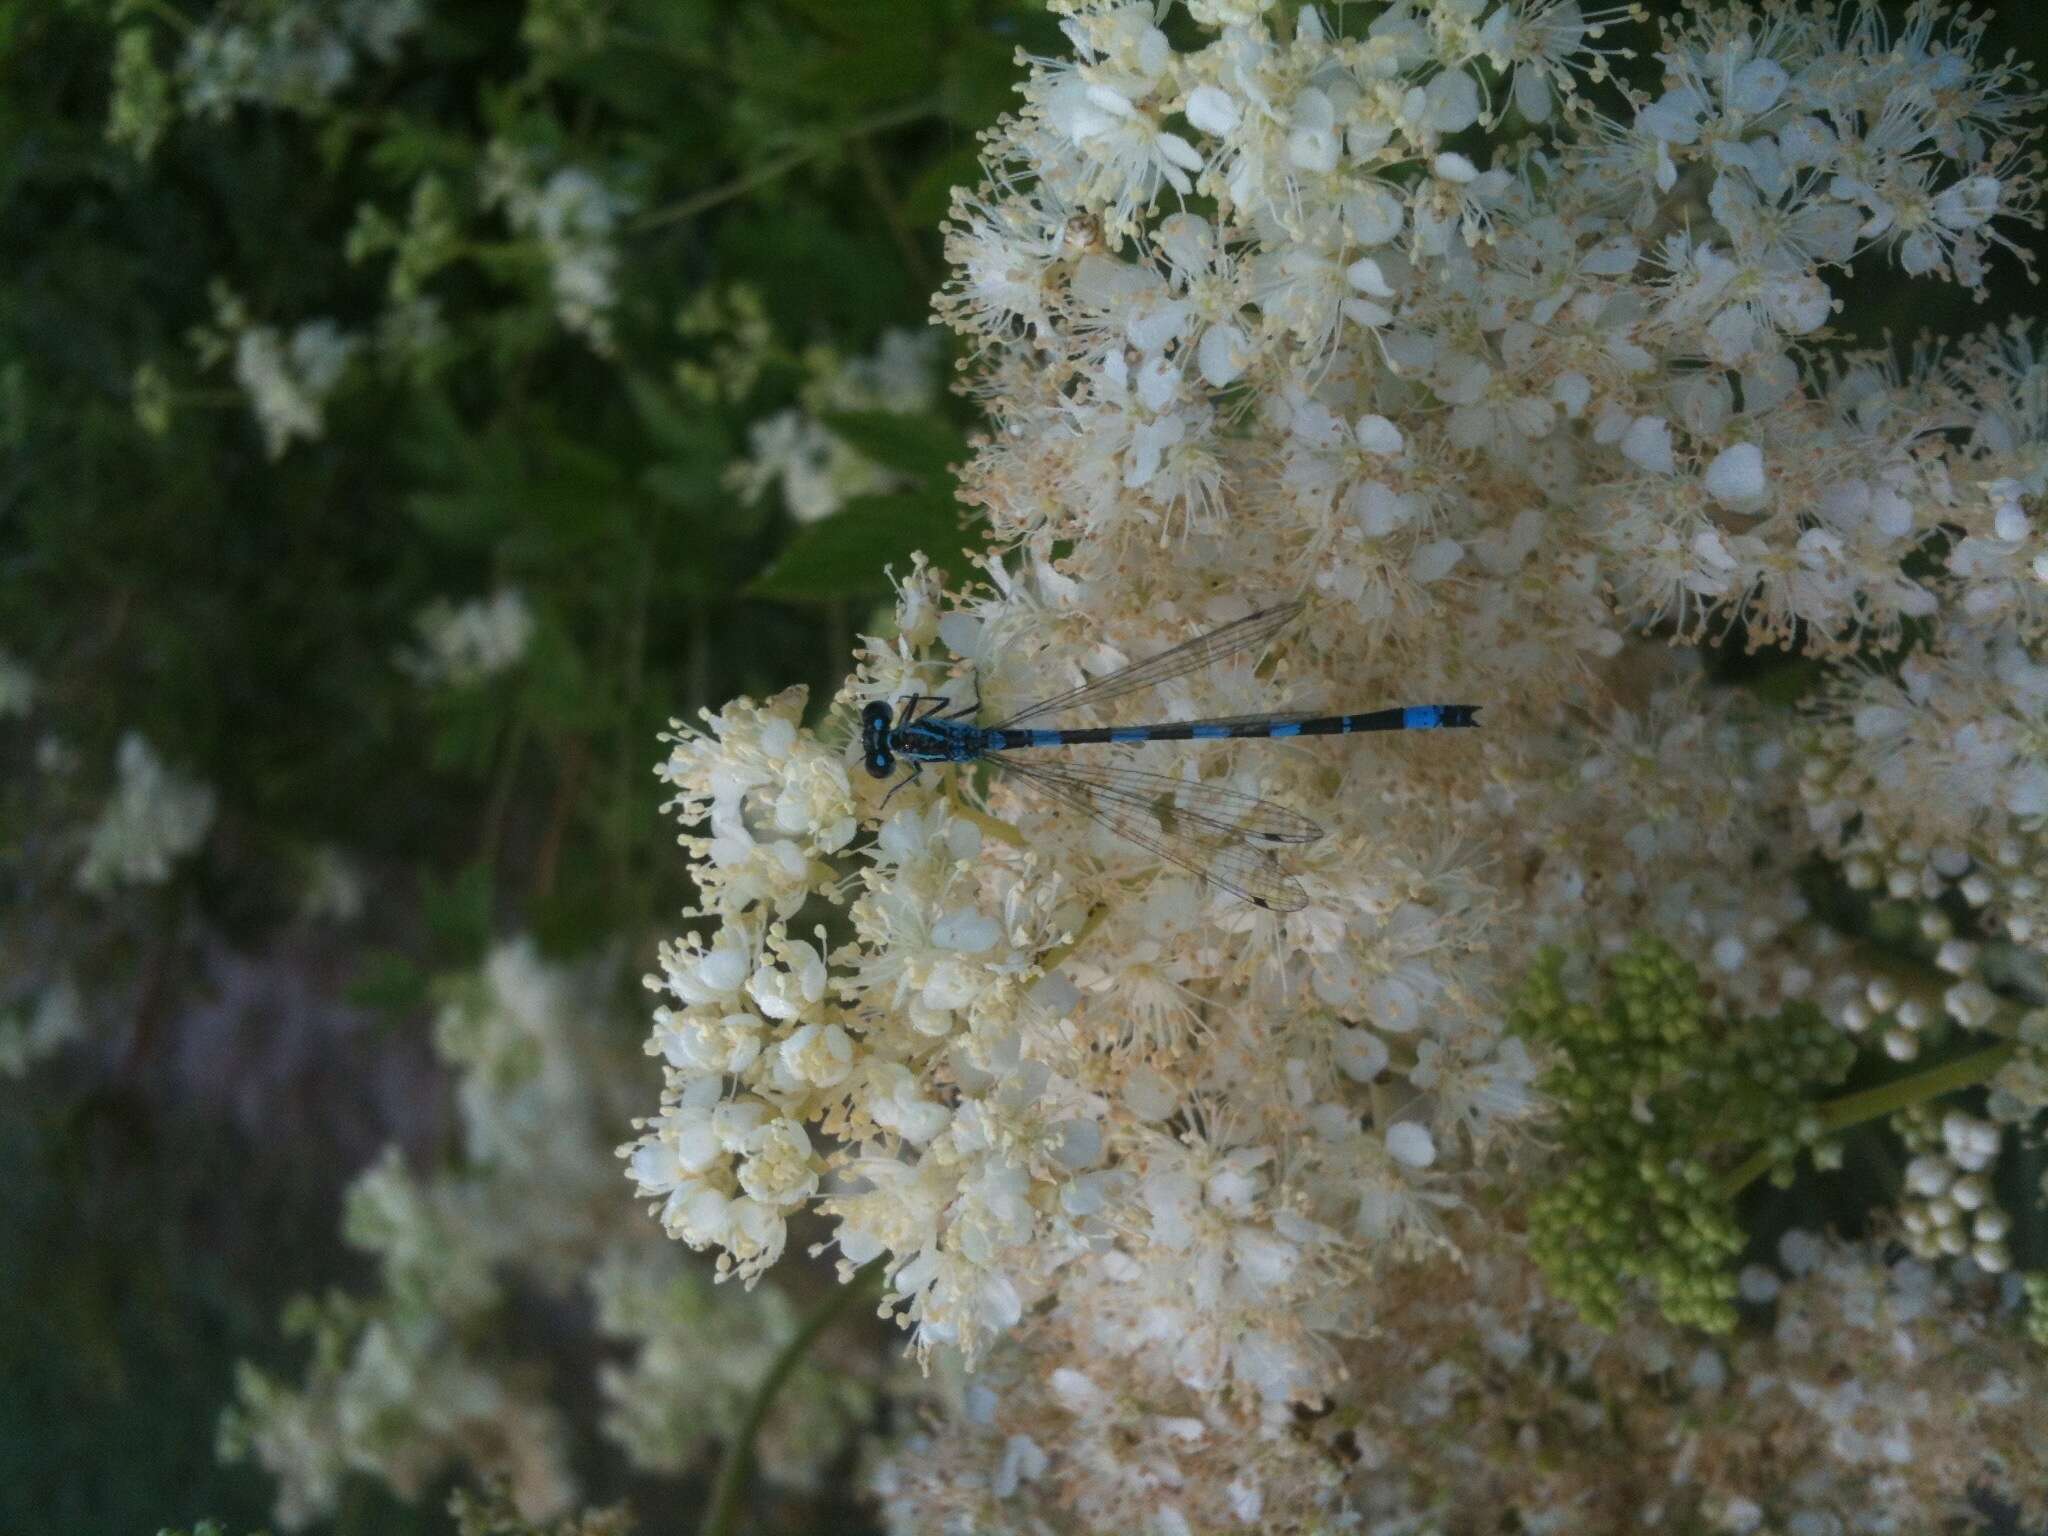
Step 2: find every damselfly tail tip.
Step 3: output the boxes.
[1445,705,1481,728]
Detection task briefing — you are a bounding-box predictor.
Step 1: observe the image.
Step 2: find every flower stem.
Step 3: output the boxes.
[851,136,936,294]
[697,1257,887,1536]
[634,102,942,233]
[1715,1041,2018,1199]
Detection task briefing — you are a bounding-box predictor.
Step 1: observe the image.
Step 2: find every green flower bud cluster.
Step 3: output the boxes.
[1511,940,1856,1333]
[346,177,462,305]
[2024,1273,2048,1348]
[108,29,172,162]
[131,362,174,439]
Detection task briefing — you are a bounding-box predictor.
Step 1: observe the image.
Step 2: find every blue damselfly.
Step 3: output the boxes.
[860,601,1478,913]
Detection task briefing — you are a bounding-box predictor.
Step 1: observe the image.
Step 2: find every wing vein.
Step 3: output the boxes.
[992,601,1305,729]
[986,754,1311,912]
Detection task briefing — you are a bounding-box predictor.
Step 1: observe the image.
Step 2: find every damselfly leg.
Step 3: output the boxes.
[878,758,924,812]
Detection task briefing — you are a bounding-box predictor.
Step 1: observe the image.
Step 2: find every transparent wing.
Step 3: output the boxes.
[988,755,1322,843]
[992,601,1306,729]
[987,753,1314,913]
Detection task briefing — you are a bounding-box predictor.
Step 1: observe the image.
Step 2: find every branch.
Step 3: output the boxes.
[697,1257,888,1536]
[1715,1040,2018,1200]
[634,102,944,233]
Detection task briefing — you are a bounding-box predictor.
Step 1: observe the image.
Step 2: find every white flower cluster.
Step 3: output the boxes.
[402,588,537,689]
[76,732,217,893]
[0,651,34,718]
[484,150,630,353]
[1727,1229,2044,1508]
[298,845,366,924]
[178,0,425,121]
[630,607,1547,1389]
[234,319,361,458]
[625,0,2048,1525]
[730,328,946,523]
[0,978,83,1078]
[1896,1100,2013,1270]
[1807,622,2048,948]
[880,1218,2048,1532]
[224,943,605,1527]
[225,940,854,1526]
[225,1275,576,1531]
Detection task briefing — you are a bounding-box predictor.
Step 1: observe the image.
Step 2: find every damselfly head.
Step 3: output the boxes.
[859,701,895,779]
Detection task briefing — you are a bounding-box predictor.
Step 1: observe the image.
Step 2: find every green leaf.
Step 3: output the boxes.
[344,950,429,1014]
[624,374,727,465]
[522,624,608,734]
[749,491,978,601]
[422,862,494,960]
[641,462,725,514]
[904,144,984,225]
[499,431,637,562]
[786,36,935,108]
[1743,657,1823,709]
[626,376,736,524]
[429,694,507,775]
[365,121,479,183]
[937,30,1030,129]
[718,211,901,336]
[817,410,965,482]
[408,488,508,545]
[531,863,627,958]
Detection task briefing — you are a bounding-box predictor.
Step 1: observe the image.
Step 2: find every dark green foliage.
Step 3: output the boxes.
[751,490,981,600]
[0,0,1050,957]
[0,0,1048,1530]
[815,411,970,484]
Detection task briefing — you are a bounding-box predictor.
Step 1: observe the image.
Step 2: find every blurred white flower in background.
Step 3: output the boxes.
[234,320,360,459]
[0,979,84,1078]
[177,0,425,120]
[0,652,34,718]
[731,328,945,523]
[485,152,631,353]
[224,939,873,1526]
[77,733,217,892]
[402,588,537,689]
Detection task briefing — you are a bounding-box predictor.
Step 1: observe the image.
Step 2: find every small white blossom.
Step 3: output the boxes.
[730,328,944,522]
[77,733,216,892]
[234,319,358,458]
[402,589,535,687]
[0,652,34,718]
[485,151,630,351]
[0,979,84,1077]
